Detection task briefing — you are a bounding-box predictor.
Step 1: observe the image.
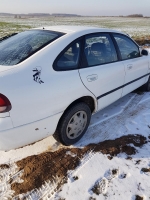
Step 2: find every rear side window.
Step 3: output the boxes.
[0,30,64,66]
[84,33,118,67]
[113,34,140,60]
[54,41,81,71]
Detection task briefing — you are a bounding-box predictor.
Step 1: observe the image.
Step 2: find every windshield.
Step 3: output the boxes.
[0,30,65,66]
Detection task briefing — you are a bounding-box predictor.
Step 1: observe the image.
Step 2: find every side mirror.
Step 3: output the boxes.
[141,49,149,56]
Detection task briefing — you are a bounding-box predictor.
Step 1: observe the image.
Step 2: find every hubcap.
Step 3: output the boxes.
[66,111,88,139]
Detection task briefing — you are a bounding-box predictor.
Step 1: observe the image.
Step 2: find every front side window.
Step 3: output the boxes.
[0,30,64,66]
[55,41,81,70]
[84,33,118,67]
[113,34,140,60]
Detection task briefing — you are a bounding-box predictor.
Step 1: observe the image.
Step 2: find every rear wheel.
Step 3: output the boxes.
[55,102,91,145]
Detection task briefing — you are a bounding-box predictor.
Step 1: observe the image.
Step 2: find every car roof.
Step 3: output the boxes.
[34,26,124,35]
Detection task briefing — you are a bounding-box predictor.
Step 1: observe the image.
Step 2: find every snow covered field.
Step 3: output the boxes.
[0,16,150,38]
[0,92,150,200]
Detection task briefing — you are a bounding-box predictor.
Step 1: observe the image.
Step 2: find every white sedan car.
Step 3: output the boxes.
[0,26,149,150]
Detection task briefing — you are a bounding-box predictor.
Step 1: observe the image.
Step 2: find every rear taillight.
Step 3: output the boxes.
[0,94,12,113]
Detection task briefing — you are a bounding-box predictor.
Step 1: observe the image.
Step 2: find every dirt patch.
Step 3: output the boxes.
[0,164,9,169]
[112,169,118,175]
[135,160,141,165]
[89,197,96,200]
[11,148,84,195]
[72,176,79,181]
[141,168,150,173]
[11,134,147,196]
[91,178,107,195]
[135,195,143,200]
[87,134,147,156]
[134,37,150,46]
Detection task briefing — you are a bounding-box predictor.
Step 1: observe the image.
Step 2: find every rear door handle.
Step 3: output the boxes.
[127,64,133,70]
[87,74,98,82]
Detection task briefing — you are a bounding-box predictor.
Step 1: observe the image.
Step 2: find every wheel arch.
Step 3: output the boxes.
[65,96,97,114]
[56,95,97,129]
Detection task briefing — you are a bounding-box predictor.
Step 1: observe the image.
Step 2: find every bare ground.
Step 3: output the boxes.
[6,134,147,197]
[134,37,150,46]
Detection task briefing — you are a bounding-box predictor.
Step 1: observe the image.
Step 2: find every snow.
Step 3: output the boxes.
[0,135,61,164]
[57,153,150,200]
[90,93,135,127]
[0,92,150,199]
[53,92,150,200]
[55,141,150,200]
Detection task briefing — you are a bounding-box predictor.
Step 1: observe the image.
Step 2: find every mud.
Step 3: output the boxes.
[87,134,147,156]
[91,178,107,195]
[141,168,150,173]
[11,134,147,196]
[135,195,144,200]
[0,164,9,169]
[89,198,96,200]
[112,169,118,175]
[72,176,79,181]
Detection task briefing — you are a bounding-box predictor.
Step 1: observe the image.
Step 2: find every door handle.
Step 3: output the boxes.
[127,64,133,70]
[87,74,98,82]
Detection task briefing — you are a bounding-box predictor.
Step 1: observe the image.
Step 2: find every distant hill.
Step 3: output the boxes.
[28,13,51,17]
[0,13,14,16]
[0,12,80,17]
[2,13,51,18]
[0,13,148,18]
[127,14,143,17]
[51,13,81,17]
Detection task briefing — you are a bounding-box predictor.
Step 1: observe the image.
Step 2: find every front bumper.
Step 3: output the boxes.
[0,112,63,151]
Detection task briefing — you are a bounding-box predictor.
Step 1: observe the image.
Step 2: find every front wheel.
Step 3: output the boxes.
[55,102,91,145]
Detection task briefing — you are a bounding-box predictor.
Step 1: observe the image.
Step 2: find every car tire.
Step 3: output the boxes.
[54,102,91,145]
[141,76,150,92]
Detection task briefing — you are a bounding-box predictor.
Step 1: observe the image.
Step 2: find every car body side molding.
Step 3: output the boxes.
[97,72,150,99]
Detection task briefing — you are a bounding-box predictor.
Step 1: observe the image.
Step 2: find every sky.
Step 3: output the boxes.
[0,0,150,16]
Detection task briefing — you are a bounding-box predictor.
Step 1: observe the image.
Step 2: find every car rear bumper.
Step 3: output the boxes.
[0,112,63,151]
[0,116,13,132]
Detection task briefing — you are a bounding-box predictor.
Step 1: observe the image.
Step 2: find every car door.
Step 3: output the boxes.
[79,33,125,111]
[112,33,149,97]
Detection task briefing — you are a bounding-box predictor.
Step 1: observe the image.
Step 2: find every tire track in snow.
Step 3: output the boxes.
[78,93,146,146]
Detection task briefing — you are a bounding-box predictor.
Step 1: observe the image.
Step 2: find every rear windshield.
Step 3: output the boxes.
[0,30,65,66]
